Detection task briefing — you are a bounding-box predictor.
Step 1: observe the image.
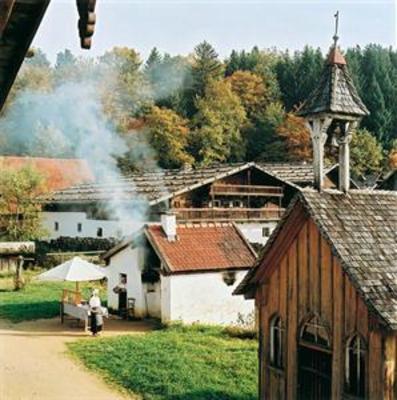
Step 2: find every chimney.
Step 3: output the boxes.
[161,212,177,242]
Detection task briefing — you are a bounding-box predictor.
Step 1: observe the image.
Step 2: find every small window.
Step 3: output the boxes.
[222,271,236,286]
[270,315,284,369]
[54,222,59,231]
[97,227,103,238]
[119,273,127,285]
[212,200,221,208]
[77,223,82,233]
[345,335,366,398]
[262,227,271,237]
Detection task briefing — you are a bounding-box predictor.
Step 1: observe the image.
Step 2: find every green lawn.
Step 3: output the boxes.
[0,270,104,322]
[68,324,258,400]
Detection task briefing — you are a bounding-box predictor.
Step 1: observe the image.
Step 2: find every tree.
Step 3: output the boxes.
[245,102,286,161]
[350,129,384,177]
[146,106,194,169]
[191,80,247,164]
[98,47,152,129]
[227,71,269,120]
[388,140,397,169]
[276,113,311,161]
[184,41,224,116]
[0,165,47,241]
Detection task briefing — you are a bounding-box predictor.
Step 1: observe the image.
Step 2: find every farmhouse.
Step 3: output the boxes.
[103,213,257,325]
[42,162,344,244]
[234,32,397,399]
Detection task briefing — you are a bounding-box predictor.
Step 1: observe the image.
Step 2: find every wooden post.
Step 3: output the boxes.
[14,255,24,291]
[383,335,396,400]
[306,118,332,191]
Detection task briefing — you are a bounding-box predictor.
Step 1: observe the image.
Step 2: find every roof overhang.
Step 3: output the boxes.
[0,0,51,111]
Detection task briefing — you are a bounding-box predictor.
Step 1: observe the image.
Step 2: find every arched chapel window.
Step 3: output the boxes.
[345,335,366,398]
[269,314,284,369]
[300,314,331,349]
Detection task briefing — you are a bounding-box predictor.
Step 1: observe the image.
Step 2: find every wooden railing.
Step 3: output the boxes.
[210,184,283,197]
[62,289,82,305]
[172,207,285,222]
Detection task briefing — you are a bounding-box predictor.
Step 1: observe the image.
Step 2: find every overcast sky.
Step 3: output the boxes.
[33,0,396,63]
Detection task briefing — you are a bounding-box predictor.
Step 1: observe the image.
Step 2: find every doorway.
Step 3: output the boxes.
[298,315,332,400]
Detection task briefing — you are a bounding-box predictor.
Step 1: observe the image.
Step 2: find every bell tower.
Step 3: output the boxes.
[299,12,369,192]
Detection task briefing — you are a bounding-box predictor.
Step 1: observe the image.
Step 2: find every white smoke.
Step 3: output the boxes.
[0,82,148,236]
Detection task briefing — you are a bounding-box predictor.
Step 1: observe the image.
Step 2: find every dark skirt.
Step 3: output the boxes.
[90,311,103,334]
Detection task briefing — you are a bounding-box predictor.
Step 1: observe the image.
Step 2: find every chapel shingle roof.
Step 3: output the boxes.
[44,162,336,205]
[236,189,397,330]
[299,47,369,118]
[145,223,257,273]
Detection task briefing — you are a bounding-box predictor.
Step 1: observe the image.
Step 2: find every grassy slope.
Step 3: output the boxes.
[0,270,104,322]
[68,325,258,400]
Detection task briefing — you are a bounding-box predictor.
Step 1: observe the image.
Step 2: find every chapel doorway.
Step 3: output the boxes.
[297,315,332,400]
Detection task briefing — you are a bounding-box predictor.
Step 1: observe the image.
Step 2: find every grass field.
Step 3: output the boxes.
[0,270,105,322]
[68,324,258,400]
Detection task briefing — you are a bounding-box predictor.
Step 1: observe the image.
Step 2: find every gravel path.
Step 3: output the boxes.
[0,318,153,400]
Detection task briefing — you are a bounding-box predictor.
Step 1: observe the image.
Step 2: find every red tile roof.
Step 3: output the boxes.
[145,223,256,274]
[0,157,94,191]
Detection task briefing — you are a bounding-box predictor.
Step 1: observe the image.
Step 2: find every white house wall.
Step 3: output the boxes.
[43,212,275,247]
[42,212,125,239]
[236,221,277,245]
[164,270,254,325]
[106,246,147,318]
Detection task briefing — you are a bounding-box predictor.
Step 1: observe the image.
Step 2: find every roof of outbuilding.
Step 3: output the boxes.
[298,46,369,118]
[0,156,94,191]
[236,189,397,330]
[145,223,257,274]
[44,162,338,205]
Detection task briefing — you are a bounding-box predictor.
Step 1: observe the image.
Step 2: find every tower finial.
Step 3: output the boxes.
[333,11,340,47]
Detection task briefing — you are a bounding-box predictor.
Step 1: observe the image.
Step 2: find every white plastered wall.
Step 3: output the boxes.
[162,270,254,325]
[236,221,277,245]
[106,246,147,318]
[42,211,135,239]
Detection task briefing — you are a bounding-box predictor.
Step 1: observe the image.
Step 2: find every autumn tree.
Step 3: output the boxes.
[99,47,152,129]
[276,113,311,161]
[191,80,247,164]
[0,165,47,241]
[350,129,384,177]
[227,71,269,120]
[387,140,397,169]
[146,106,194,169]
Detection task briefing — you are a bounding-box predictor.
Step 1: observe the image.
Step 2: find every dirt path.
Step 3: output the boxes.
[0,318,154,400]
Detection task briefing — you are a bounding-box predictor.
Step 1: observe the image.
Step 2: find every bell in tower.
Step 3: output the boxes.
[299,12,369,192]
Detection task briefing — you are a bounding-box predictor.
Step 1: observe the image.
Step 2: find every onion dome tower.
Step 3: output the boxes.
[299,12,369,192]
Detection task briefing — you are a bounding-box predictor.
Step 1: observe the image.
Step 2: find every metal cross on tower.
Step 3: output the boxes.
[333,11,340,47]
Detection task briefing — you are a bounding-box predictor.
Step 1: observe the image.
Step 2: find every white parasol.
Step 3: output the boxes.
[37,256,106,291]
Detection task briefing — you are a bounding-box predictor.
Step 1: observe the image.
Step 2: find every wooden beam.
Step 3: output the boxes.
[0,0,16,35]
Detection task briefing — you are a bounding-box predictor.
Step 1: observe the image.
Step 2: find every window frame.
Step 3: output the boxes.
[269,314,284,370]
[344,334,367,399]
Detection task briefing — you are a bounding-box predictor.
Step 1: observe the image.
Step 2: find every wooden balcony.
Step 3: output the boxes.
[172,207,285,222]
[210,184,283,197]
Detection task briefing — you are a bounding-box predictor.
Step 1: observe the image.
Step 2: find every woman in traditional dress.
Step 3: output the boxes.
[89,289,103,336]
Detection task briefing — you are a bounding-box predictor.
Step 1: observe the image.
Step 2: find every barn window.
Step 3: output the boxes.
[345,335,366,398]
[54,222,59,231]
[300,314,331,349]
[97,227,103,237]
[77,223,82,233]
[269,314,284,369]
